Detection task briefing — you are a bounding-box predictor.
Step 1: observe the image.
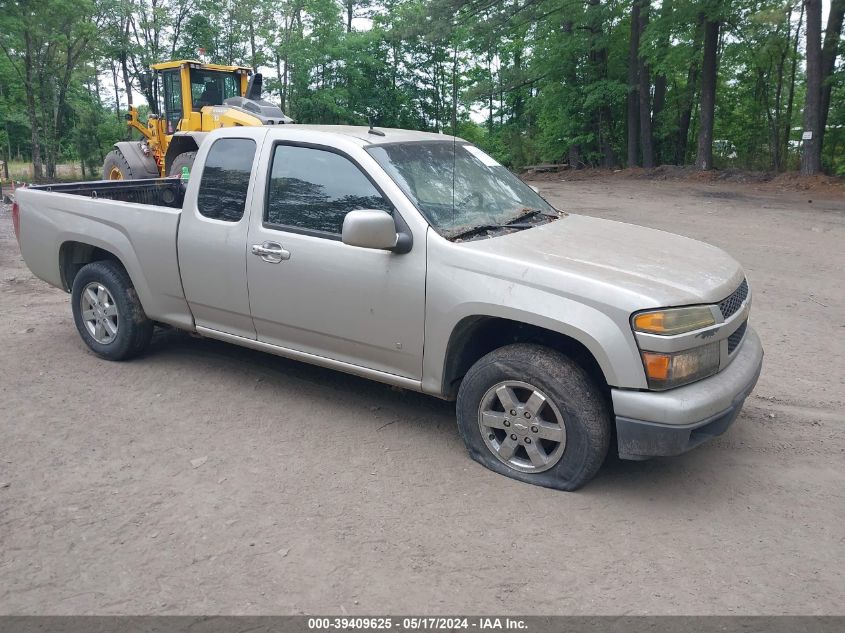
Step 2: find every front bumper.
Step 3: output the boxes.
[611,326,763,460]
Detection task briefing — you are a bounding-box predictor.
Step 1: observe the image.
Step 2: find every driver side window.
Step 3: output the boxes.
[265,145,392,236]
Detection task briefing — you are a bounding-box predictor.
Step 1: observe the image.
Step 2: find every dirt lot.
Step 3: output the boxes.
[0,177,843,615]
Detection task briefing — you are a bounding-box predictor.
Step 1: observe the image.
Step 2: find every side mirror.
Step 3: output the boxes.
[139,71,152,93]
[246,73,263,100]
[342,209,401,251]
[139,71,158,115]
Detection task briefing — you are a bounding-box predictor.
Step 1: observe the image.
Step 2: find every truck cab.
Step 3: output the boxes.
[153,60,251,136]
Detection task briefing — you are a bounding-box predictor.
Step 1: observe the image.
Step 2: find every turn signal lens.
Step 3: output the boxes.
[642,352,670,381]
[633,306,716,336]
[641,342,721,390]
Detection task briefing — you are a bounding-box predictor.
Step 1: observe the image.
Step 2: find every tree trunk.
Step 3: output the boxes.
[121,18,133,107]
[120,54,133,107]
[92,72,102,106]
[111,62,121,123]
[800,0,822,175]
[769,9,790,170]
[695,17,720,171]
[249,19,258,73]
[651,0,671,163]
[819,0,845,148]
[782,2,804,166]
[586,0,614,166]
[627,0,641,167]
[638,0,655,168]
[677,17,703,164]
[0,83,11,181]
[51,38,83,181]
[275,53,283,101]
[563,20,581,167]
[23,30,43,180]
[346,1,354,33]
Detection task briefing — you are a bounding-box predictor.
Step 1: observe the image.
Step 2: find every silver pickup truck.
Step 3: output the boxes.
[12,125,763,490]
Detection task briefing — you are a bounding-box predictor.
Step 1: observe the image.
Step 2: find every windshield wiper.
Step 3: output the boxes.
[506,207,558,224]
[448,222,533,241]
[447,207,560,241]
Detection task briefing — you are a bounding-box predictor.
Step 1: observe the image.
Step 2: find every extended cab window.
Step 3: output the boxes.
[197,138,256,222]
[266,145,391,235]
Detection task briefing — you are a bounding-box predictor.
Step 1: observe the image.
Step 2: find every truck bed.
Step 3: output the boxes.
[29,178,185,208]
[15,180,193,330]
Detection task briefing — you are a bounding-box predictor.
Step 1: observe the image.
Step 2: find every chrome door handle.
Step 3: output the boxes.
[251,242,290,263]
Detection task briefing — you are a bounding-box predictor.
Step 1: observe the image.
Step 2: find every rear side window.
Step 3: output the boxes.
[197,138,256,222]
[266,145,391,235]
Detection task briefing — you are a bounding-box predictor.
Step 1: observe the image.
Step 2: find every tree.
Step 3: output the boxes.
[0,0,103,179]
[638,0,655,167]
[627,0,642,167]
[695,6,721,171]
[0,0,841,179]
[800,0,822,174]
[819,0,845,150]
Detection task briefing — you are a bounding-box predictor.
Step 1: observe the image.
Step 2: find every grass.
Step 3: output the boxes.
[1,160,86,183]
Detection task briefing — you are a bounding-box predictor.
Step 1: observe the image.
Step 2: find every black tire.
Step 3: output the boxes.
[102,149,134,180]
[456,344,611,491]
[168,151,197,178]
[70,261,153,361]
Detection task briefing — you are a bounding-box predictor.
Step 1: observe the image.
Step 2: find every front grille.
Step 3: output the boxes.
[719,279,749,319]
[728,320,747,353]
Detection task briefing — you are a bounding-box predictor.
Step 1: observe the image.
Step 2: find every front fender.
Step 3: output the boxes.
[114,141,160,179]
[421,246,648,396]
[423,299,646,397]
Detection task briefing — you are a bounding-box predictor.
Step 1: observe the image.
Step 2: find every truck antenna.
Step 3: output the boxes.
[367,115,385,137]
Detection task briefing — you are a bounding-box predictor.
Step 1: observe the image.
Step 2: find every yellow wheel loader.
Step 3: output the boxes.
[103,60,292,180]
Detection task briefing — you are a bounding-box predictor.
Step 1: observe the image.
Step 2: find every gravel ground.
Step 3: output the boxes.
[0,178,843,615]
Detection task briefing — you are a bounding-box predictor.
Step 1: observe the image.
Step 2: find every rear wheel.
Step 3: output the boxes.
[168,151,197,178]
[71,261,153,361]
[456,344,611,491]
[102,149,133,180]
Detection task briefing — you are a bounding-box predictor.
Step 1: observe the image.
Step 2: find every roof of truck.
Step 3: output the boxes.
[289,125,459,146]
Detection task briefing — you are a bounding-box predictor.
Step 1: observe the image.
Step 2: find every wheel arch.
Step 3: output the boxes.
[439,316,612,401]
[112,141,160,179]
[59,241,131,292]
[164,133,208,174]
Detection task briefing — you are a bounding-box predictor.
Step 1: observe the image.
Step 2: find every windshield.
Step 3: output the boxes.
[189,69,241,110]
[366,141,556,237]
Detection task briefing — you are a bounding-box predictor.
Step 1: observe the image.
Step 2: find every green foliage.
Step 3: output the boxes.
[0,0,842,179]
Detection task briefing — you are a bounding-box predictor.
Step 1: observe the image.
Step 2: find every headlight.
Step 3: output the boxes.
[641,342,721,390]
[633,306,716,336]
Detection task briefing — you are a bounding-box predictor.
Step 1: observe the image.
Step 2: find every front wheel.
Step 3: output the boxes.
[168,151,197,178]
[71,261,153,361]
[456,344,611,491]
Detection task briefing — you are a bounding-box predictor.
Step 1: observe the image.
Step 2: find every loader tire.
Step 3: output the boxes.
[102,149,134,180]
[168,152,197,178]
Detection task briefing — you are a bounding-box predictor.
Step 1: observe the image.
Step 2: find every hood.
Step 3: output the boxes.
[462,214,745,309]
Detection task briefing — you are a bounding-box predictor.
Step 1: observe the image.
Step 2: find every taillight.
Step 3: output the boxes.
[11,200,21,245]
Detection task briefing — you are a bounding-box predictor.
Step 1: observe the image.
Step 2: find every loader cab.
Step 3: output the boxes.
[151,60,251,135]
